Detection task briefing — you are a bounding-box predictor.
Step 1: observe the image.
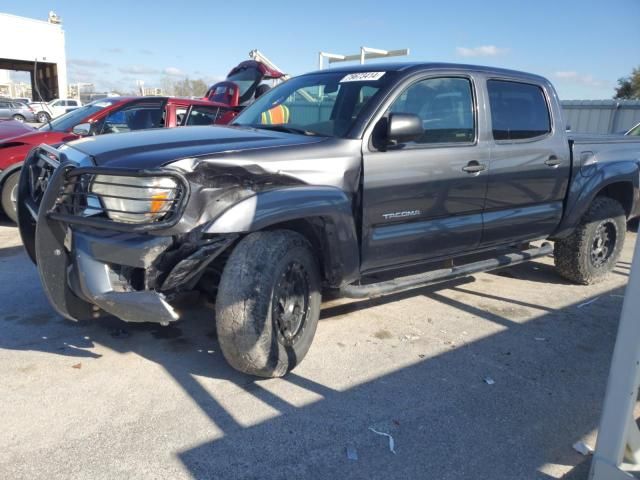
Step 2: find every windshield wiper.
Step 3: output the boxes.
[249,124,323,136]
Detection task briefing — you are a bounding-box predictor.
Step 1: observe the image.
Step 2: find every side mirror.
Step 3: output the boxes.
[72,122,91,136]
[387,113,424,144]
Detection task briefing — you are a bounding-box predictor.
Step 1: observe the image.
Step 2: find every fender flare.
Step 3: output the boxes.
[0,161,23,187]
[553,160,640,238]
[205,185,360,286]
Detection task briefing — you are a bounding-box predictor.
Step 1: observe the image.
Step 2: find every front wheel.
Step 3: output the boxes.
[1,171,19,223]
[554,197,626,284]
[215,230,321,377]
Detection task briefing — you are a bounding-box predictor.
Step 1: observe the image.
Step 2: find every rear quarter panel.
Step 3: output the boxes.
[554,136,640,236]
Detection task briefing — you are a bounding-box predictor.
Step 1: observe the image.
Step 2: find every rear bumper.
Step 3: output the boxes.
[19,147,235,324]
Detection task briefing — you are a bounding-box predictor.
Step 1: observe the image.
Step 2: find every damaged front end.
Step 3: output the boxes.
[18,145,240,324]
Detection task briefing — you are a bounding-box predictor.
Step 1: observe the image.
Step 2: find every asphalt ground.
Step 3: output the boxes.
[0,219,637,479]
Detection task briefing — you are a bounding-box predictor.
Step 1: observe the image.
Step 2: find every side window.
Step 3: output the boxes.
[184,106,220,126]
[175,107,188,126]
[101,103,164,134]
[389,77,475,144]
[487,80,551,140]
[68,100,78,106]
[0,101,10,108]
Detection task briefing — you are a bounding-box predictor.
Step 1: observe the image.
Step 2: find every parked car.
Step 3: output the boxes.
[18,63,640,377]
[0,96,234,222]
[12,97,32,105]
[29,98,83,123]
[0,100,37,123]
[203,59,285,121]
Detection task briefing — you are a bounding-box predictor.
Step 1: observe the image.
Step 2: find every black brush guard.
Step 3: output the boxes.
[17,146,230,324]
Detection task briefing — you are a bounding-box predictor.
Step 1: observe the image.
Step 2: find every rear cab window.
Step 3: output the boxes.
[487,79,551,141]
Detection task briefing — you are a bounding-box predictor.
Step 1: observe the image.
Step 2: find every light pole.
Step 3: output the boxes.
[318,47,409,70]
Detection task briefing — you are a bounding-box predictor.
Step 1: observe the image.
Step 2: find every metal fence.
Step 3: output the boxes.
[561,100,640,135]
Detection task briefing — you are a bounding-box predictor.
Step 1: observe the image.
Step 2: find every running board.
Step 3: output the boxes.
[339,242,553,299]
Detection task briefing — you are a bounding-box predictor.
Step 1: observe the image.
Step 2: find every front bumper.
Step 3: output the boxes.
[18,146,235,324]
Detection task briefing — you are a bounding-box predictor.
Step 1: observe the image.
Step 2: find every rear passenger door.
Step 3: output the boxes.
[361,75,490,273]
[481,79,570,246]
[0,101,12,119]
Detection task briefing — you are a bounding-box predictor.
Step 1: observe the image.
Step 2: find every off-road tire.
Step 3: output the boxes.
[215,230,322,377]
[1,171,19,223]
[554,196,626,284]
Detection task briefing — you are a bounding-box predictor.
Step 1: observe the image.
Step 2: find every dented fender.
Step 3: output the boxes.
[206,186,361,286]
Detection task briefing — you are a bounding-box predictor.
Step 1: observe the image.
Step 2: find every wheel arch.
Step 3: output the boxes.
[0,161,23,188]
[597,181,635,217]
[553,161,640,238]
[205,186,360,287]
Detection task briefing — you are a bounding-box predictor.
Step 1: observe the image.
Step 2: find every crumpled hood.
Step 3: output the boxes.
[63,125,327,169]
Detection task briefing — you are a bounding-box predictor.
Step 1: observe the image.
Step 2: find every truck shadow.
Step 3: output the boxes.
[0,249,629,479]
[0,218,16,228]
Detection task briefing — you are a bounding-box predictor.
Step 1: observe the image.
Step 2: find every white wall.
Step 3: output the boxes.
[0,13,67,98]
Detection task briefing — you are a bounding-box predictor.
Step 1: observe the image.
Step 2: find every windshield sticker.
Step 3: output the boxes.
[340,72,386,82]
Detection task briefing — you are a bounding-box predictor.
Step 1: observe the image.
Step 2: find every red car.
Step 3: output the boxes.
[0,96,233,222]
[204,60,285,109]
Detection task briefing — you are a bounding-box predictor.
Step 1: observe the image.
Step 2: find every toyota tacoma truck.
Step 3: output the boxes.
[17,62,640,377]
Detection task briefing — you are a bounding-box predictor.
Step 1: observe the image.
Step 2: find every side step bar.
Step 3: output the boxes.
[339,242,553,299]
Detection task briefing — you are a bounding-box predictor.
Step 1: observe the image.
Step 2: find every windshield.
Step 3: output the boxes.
[232,70,392,138]
[38,99,119,132]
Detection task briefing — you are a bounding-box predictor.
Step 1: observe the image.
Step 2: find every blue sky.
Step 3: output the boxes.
[4,0,639,99]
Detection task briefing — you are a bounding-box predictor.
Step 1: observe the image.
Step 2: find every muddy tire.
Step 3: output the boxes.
[554,197,626,284]
[215,230,321,377]
[1,171,19,223]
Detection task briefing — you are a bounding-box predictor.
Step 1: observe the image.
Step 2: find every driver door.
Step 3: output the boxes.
[97,99,167,134]
[361,75,489,273]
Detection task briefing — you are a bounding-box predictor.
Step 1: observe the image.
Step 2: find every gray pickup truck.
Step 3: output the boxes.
[18,62,640,377]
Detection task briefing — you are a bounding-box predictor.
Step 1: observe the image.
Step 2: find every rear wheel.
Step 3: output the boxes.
[554,196,626,284]
[36,111,50,123]
[12,114,25,123]
[215,230,321,377]
[1,171,19,223]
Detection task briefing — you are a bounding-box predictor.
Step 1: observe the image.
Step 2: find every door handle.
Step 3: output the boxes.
[462,161,486,174]
[545,155,561,167]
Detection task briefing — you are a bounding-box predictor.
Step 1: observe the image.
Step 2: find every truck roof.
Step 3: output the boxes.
[303,61,550,84]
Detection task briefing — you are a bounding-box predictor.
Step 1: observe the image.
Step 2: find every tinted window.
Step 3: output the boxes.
[488,80,551,140]
[0,101,11,108]
[101,102,165,134]
[184,105,220,126]
[389,77,475,144]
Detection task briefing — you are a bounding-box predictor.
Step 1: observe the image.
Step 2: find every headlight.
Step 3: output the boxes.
[90,175,178,224]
